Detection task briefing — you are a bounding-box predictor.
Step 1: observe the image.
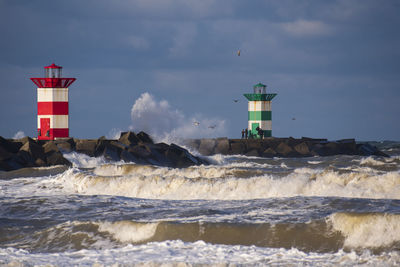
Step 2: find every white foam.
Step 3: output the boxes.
[98,221,159,243]
[329,213,400,248]
[360,156,387,166]
[1,240,400,266]
[49,165,400,200]
[63,152,109,168]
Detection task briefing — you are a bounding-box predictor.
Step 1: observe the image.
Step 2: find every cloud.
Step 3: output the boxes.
[126,35,150,50]
[12,131,26,139]
[169,23,197,57]
[129,92,227,142]
[281,19,332,37]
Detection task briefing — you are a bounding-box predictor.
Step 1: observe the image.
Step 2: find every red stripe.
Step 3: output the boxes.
[38,102,68,115]
[37,128,69,140]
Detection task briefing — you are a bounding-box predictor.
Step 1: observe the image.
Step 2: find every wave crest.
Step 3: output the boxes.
[329,212,400,248]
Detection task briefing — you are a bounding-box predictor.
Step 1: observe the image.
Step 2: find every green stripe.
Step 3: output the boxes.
[244,93,277,101]
[248,130,272,138]
[264,130,272,137]
[248,111,272,121]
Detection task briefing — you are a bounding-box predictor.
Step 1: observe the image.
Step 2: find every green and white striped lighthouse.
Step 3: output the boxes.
[244,83,277,138]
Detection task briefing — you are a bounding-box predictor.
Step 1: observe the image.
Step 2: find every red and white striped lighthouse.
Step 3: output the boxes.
[30,64,76,140]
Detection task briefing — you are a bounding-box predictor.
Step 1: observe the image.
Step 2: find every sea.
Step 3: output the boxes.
[0,141,400,266]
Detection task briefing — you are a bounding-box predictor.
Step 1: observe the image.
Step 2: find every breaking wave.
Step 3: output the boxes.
[2,241,400,267]
[48,164,400,200]
[329,212,400,249]
[3,214,400,253]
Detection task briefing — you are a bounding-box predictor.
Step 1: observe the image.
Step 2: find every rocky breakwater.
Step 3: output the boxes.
[0,131,206,172]
[183,137,389,158]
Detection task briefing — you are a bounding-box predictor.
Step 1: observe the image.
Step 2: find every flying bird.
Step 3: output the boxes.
[193,121,200,126]
[292,118,296,121]
[208,125,217,129]
[233,99,239,103]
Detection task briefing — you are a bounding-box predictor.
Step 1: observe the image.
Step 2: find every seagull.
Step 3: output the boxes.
[193,121,200,126]
[233,99,239,103]
[208,125,216,129]
[237,49,241,56]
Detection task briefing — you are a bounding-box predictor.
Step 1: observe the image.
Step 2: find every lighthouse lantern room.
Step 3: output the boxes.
[244,83,277,138]
[30,64,76,140]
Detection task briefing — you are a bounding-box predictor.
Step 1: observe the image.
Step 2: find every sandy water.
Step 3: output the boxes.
[0,142,400,266]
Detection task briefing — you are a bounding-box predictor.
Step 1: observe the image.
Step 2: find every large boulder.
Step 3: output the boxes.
[262,147,277,157]
[128,144,152,159]
[0,146,13,161]
[165,143,201,168]
[358,143,390,157]
[43,141,60,155]
[337,139,357,155]
[230,141,246,155]
[214,138,229,155]
[119,132,140,147]
[181,139,200,151]
[245,149,259,157]
[294,142,310,156]
[19,139,46,161]
[0,136,21,153]
[275,142,294,157]
[198,139,216,156]
[137,131,154,144]
[325,142,340,155]
[102,142,123,161]
[46,152,72,166]
[55,138,75,153]
[75,139,97,157]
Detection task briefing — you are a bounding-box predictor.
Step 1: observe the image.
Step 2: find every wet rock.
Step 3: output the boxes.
[111,141,129,151]
[46,152,72,166]
[230,141,246,155]
[294,142,310,156]
[120,150,138,163]
[129,144,152,159]
[75,140,97,157]
[358,143,390,157]
[262,147,277,157]
[275,142,293,157]
[137,131,153,144]
[198,139,216,156]
[102,142,122,161]
[337,139,357,155]
[43,141,60,155]
[182,139,200,151]
[310,143,329,156]
[0,146,13,161]
[18,136,35,145]
[214,138,229,155]
[119,132,140,147]
[55,138,75,153]
[19,140,45,161]
[166,143,201,168]
[324,142,341,155]
[94,138,108,156]
[245,149,259,157]
[0,136,21,153]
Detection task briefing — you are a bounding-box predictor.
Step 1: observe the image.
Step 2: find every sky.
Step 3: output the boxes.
[0,0,399,141]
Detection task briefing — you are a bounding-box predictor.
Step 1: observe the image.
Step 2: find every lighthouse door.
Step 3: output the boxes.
[40,118,50,139]
[251,123,259,137]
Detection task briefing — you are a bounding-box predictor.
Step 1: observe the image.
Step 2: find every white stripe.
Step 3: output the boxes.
[248,101,271,111]
[248,120,272,131]
[37,115,68,128]
[37,88,69,102]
